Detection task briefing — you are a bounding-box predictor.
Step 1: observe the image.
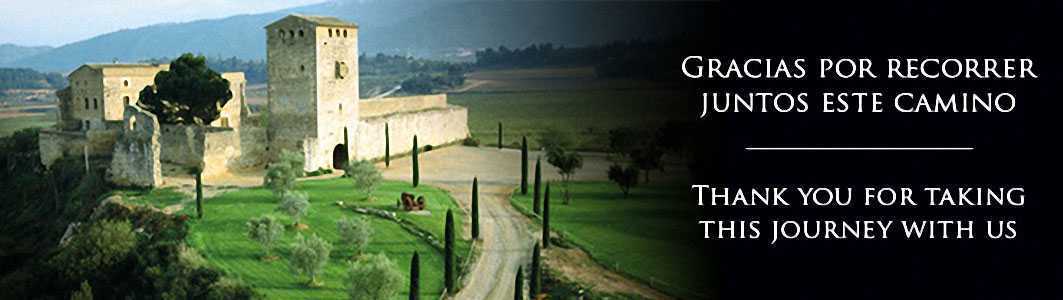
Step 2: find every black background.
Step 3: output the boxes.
[682,0,1061,299]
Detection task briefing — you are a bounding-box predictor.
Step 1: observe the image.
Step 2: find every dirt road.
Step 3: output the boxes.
[377,146,674,299]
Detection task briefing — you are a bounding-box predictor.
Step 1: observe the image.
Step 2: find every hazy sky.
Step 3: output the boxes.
[0,0,329,47]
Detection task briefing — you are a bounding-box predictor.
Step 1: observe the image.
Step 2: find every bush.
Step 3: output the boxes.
[288,234,332,287]
[49,220,137,280]
[424,144,434,152]
[305,168,333,177]
[246,215,284,259]
[264,150,304,197]
[346,253,403,299]
[462,137,480,147]
[276,191,310,227]
[608,164,640,197]
[336,216,373,256]
[344,160,381,200]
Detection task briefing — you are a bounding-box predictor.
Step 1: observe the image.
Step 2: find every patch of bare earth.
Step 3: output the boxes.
[545,246,673,300]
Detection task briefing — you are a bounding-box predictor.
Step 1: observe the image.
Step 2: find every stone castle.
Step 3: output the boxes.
[39,14,469,187]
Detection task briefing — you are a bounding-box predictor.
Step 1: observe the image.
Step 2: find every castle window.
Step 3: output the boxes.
[336,61,349,79]
[298,30,304,37]
[343,30,348,38]
[300,65,305,72]
[329,29,333,37]
[93,98,98,110]
[339,103,342,111]
[124,96,131,106]
[84,98,89,109]
[123,80,129,87]
[289,30,295,38]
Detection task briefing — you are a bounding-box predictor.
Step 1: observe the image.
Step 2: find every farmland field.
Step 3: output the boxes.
[450,89,686,151]
[0,113,53,137]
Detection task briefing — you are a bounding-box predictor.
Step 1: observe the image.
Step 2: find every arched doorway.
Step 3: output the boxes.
[332,144,348,170]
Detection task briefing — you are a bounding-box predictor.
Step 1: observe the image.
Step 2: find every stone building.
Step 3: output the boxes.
[61,63,169,131]
[265,14,360,171]
[39,14,469,187]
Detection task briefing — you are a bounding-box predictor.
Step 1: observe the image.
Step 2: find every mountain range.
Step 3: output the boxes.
[1,0,710,73]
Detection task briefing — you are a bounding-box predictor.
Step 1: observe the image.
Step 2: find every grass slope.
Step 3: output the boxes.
[130,179,469,299]
[511,181,711,299]
[449,89,684,151]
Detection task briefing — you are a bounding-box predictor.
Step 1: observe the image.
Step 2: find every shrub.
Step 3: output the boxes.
[336,216,373,256]
[344,160,382,200]
[462,137,480,147]
[276,191,310,227]
[546,147,583,204]
[608,164,640,197]
[264,150,304,197]
[288,234,332,287]
[246,215,284,260]
[71,281,92,300]
[49,220,137,280]
[346,253,403,299]
[305,168,333,177]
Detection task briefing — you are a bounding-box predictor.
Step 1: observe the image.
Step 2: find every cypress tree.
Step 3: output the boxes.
[520,136,528,194]
[514,266,524,300]
[472,177,480,240]
[543,183,550,248]
[409,251,420,300]
[195,169,203,219]
[444,209,455,293]
[412,135,419,187]
[530,242,541,297]
[533,157,541,214]
[497,122,503,149]
[389,122,393,168]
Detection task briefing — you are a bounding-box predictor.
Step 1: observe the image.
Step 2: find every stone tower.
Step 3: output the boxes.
[265,14,359,171]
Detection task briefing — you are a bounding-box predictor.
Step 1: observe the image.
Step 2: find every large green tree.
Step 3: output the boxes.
[138,53,233,125]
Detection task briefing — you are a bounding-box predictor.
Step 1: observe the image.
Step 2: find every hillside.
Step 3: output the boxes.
[0,44,53,65]
[6,0,710,72]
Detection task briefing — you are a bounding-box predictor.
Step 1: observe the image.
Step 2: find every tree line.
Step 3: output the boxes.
[474,39,693,81]
[0,68,66,90]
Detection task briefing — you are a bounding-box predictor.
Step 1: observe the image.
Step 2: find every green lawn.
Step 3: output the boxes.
[511,181,711,299]
[112,188,187,209]
[449,89,685,151]
[0,114,54,137]
[151,179,470,299]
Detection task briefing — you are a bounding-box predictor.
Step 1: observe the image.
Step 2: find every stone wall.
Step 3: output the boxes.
[158,125,242,178]
[354,105,469,160]
[38,128,119,167]
[211,72,246,128]
[107,106,161,187]
[359,94,448,118]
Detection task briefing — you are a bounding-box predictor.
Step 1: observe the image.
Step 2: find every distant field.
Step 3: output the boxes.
[450,89,687,151]
[139,179,473,299]
[0,113,54,137]
[511,181,712,299]
[459,67,664,92]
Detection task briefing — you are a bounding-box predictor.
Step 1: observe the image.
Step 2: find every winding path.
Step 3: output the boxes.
[378,146,673,299]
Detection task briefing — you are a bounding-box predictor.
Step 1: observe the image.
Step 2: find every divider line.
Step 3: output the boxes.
[745,147,974,151]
